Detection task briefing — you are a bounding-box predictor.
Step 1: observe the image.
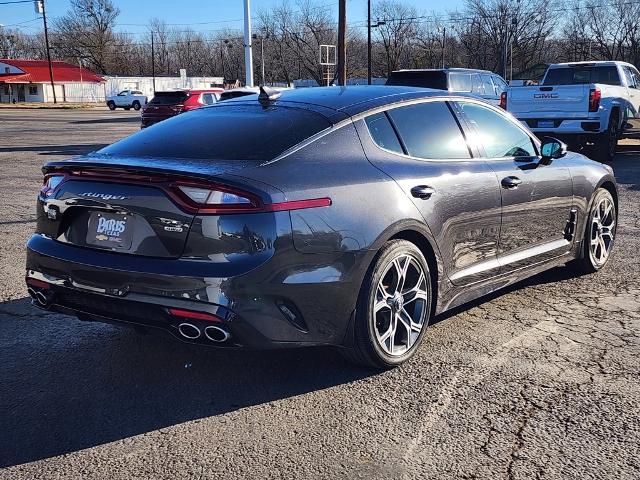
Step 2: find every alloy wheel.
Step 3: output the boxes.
[589,196,616,267]
[373,254,429,356]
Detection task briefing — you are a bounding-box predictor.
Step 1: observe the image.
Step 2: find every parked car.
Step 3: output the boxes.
[505,61,640,161]
[106,90,148,111]
[386,68,508,106]
[218,86,260,101]
[26,86,617,369]
[141,89,224,128]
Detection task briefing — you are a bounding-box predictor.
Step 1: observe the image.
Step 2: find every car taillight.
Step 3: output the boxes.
[40,174,65,197]
[499,91,507,110]
[170,180,262,214]
[589,88,601,112]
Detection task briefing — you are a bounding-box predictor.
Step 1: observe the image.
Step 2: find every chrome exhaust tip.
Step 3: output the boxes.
[178,323,201,340]
[35,290,51,307]
[27,287,38,299]
[204,325,230,343]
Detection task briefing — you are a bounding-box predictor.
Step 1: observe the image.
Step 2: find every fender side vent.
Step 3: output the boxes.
[276,300,308,333]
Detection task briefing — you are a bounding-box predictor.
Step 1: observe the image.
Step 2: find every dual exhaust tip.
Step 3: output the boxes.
[27,286,54,308]
[177,323,230,343]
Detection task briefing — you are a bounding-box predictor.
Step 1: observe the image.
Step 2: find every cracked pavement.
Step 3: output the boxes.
[0,109,639,479]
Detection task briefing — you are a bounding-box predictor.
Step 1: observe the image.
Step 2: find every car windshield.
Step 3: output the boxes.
[543,66,621,86]
[386,71,447,90]
[98,104,331,161]
[149,91,189,105]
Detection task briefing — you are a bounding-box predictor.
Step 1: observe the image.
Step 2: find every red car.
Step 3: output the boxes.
[141,89,224,128]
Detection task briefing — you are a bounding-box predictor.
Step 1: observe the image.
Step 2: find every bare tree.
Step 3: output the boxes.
[53,0,120,74]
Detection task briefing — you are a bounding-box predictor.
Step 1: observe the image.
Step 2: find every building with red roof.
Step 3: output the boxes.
[0,58,105,103]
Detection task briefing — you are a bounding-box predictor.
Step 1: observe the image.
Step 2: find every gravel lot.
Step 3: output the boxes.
[1,108,639,479]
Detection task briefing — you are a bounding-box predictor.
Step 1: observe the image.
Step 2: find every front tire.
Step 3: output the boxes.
[572,188,617,273]
[341,240,432,369]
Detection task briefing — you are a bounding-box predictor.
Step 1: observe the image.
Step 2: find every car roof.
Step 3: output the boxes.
[223,85,452,120]
[392,68,497,75]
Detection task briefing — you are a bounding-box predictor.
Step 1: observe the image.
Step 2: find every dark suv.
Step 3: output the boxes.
[386,68,508,107]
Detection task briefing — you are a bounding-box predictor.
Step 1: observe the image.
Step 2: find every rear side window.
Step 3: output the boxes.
[386,71,447,90]
[98,105,331,161]
[386,101,471,159]
[149,91,189,105]
[543,66,621,86]
[481,75,496,95]
[449,73,472,92]
[459,102,536,158]
[365,112,403,154]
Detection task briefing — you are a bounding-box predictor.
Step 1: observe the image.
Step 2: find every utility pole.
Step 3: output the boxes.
[39,0,56,103]
[150,31,156,94]
[337,0,347,86]
[441,26,446,69]
[243,0,254,87]
[367,0,372,85]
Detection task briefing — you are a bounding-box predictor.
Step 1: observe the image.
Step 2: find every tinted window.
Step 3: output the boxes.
[386,71,447,90]
[449,73,472,92]
[460,102,536,158]
[543,66,621,86]
[149,91,189,105]
[387,101,470,159]
[99,105,331,161]
[365,112,403,154]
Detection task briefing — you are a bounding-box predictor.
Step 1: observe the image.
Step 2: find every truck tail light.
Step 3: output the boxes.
[589,88,601,112]
[499,91,507,110]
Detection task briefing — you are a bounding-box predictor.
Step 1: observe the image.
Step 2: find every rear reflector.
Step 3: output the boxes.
[168,308,222,322]
[263,198,332,212]
[26,278,50,290]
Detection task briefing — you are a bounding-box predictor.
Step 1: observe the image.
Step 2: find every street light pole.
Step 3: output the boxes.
[243,0,254,87]
[367,0,371,85]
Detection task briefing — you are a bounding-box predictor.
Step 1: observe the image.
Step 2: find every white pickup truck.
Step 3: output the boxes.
[106,90,148,111]
[505,61,640,161]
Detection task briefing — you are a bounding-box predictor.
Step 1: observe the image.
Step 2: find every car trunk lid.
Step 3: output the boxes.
[39,157,269,259]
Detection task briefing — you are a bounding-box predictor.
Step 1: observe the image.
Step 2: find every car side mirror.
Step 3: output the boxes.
[540,137,567,162]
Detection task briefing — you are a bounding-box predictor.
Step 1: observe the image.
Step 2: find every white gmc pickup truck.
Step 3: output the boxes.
[505,61,640,161]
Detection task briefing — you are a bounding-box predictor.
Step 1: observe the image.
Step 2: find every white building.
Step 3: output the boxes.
[105,72,224,99]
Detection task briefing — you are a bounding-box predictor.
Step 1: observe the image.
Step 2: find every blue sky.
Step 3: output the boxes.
[1,0,465,35]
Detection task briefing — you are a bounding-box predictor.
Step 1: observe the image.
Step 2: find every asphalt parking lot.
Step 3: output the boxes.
[0,108,639,479]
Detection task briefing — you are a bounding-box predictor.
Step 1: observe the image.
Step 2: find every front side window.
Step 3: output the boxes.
[481,75,496,95]
[459,102,537,158]
[386,101,471,159]
[364,112,403,154]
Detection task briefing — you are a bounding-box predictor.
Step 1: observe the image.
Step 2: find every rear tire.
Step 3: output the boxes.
[340,240,432,369]
[591,117,618,162]
[107,101,116,110]
[132,101,141,111]
[571,188,616,273]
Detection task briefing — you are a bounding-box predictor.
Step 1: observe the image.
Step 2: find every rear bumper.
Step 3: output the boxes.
[140,114,174,128]
[26,234,362,349]
[517,118,604,135]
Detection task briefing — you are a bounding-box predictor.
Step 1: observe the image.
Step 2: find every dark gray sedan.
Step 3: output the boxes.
[26,86,618,368]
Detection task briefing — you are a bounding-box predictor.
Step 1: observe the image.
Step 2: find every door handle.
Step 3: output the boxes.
[410,185,435,199]
[501,176,522,189]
